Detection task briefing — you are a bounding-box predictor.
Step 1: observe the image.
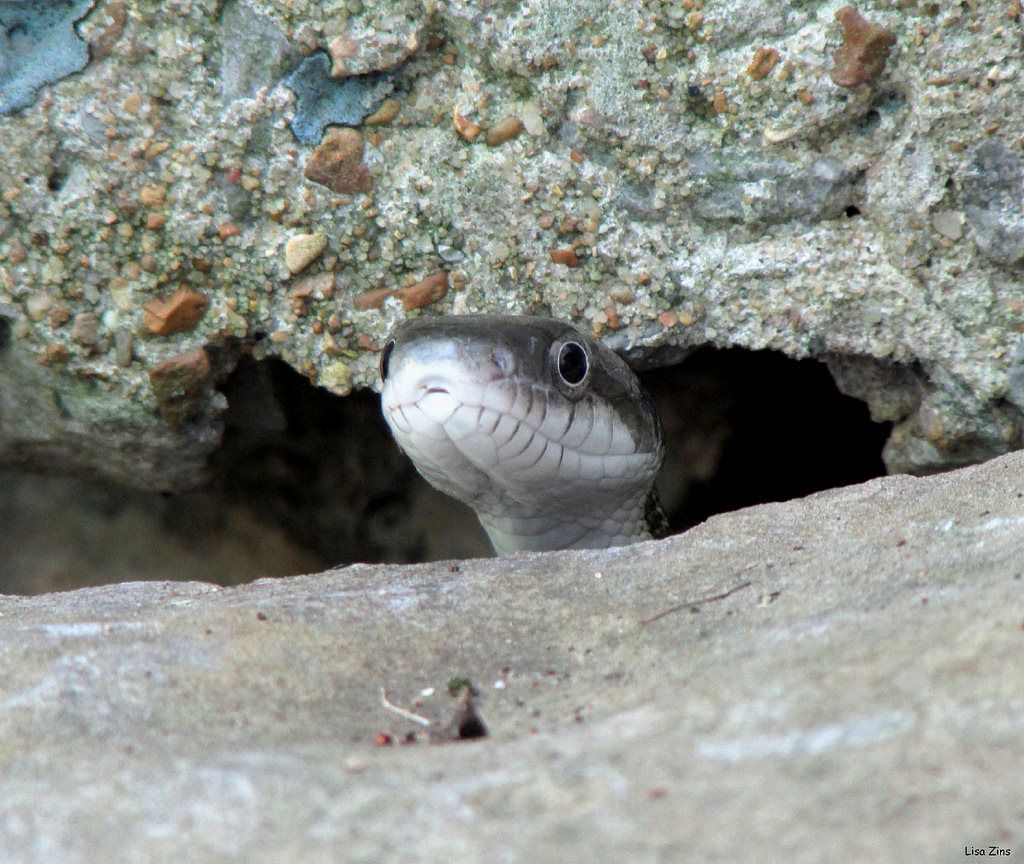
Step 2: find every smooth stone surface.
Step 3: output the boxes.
[1,450,1022,862]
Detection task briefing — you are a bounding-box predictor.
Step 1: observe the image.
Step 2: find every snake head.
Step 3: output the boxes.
[379,315,664,553]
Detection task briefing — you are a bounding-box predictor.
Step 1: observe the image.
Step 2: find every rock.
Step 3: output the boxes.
[963,141,1024,267]
[148,347,212,430]
[284,232,327,275]
[0,453,1022,859]
[142,287,210,336]
[70,311,100,347]
[830,6,897,88]
[303,128,373,194]
[0,0,1021,492]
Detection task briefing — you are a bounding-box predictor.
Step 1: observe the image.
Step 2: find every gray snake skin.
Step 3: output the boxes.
[380,315,666,554]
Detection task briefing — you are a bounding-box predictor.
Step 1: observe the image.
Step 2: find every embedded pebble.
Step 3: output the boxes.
[142,286,210,336]
[139,185,166,207]
[453,106,481,142]
[148,348,211,430]
[747,48,780,80]
[830,6,897,88]
[549,248,580,267]
[395,271,449,310]
[304,129,373,194]
[328,34,359,76]
[26,294,52,321]
[364,98,400,126]
[319,360,352,395]
[353,287,395,310]
[485,116,524,147]
[71,312,100,347]
[114,329,134,367]
[285,232,327,275]
[520,101,544,136]
[932,210,964,241]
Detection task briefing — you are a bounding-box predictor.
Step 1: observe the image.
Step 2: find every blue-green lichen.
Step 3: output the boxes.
[0,0,95,115]
[284,51,393,145]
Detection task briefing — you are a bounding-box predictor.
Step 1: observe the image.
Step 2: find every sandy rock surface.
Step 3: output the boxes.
[1,0,1022,489]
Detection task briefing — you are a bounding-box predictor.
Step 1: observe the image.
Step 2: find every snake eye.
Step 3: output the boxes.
[379,339,395,382]
[556,341,588,386]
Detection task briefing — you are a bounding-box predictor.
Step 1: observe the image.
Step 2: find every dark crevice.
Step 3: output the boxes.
[210,348,890,564]
[211,354,438,566]
[210,349,891,563]
[642,348,891,532]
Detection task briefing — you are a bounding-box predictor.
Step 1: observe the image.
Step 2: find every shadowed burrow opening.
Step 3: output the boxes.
[0,348,891,594]
[210,348,889,564]
[642,347,891,532]
[209,354,490,568]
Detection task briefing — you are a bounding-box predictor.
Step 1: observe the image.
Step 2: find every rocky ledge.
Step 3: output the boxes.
[1,450,1022,862]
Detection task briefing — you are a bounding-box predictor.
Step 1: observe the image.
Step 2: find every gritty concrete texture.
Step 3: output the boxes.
[0,0,1022,489]
[1,450,1022,862]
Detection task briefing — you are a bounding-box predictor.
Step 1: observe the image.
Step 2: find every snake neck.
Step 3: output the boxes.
[476,488,656,555]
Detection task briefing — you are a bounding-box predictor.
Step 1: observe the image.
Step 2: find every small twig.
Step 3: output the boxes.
[379,687,432,727]
[639,580,753,626]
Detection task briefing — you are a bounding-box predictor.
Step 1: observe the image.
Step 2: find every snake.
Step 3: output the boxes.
[379,315,667,554]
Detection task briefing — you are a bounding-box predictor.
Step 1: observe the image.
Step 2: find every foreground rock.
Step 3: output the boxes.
[1,451,1022,862]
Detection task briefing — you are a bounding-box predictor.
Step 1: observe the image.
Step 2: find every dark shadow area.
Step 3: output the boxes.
[643,347,891,532]
[210,354,489,566]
